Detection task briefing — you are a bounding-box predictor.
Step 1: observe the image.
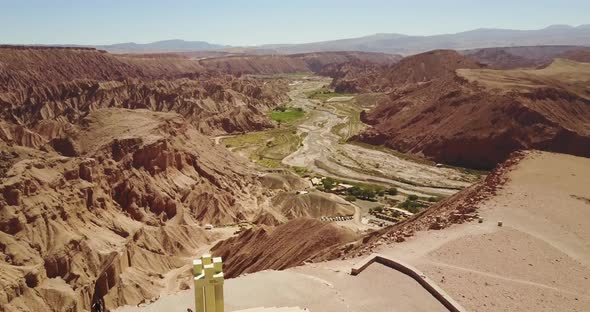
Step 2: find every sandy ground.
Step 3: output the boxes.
[372,151,590,311]
[327,96,355,102]
[155,226,241,296]
[116,262,447,312]
[281,78,478,197]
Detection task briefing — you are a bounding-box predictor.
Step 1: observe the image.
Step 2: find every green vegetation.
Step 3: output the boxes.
[269,106,305,125]
[222,128,304,168]
[428,196,440,202]
[387,187,398,196]
[370,206,384,214]
[322,177,337,191]
[292,166,310,177]
[399,199,425,213]
[346,186,378,201]
[344,195,357,202]
[220,100,311,170]
[307,87,354,102]
[315,176,385,202]
[398,194,433,213]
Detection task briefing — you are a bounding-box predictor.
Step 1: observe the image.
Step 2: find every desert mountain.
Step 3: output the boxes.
[21,25,590,56]
[0,46,353,312]
[260,25,590,55]
[93,40,228,54]
[462,45,590,69]
[347,50,590,169]
[197,51,401,75]
[0,46,291,144]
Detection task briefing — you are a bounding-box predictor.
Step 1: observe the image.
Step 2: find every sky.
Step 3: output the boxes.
[1,0,589,46]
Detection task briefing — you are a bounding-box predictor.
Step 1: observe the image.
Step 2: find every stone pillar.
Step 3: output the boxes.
[193,254,224,312]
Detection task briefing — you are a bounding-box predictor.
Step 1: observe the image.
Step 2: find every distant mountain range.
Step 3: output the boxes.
[260,24,590,55]
[93,39,227,53]
[41,24,590,54]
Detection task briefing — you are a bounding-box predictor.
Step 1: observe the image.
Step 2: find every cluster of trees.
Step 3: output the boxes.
[399,194,430,213]
[321,177,337,191]
[274,105,303,113]
[387,187,398,195]
[346,186,380,201]
[321,178,401,202]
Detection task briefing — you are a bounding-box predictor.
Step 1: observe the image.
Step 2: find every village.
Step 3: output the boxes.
[308,176,439,228]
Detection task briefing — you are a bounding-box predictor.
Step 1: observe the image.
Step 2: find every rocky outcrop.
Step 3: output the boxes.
[0,109,282,312]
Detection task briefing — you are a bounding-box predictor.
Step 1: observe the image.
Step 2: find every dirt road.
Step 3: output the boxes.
[282,78,479,197]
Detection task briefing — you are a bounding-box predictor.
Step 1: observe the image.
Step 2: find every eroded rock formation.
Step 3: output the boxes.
[0,47,295,312]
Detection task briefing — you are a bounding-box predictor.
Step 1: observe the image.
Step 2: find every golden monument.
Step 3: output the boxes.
[193,254,225,312]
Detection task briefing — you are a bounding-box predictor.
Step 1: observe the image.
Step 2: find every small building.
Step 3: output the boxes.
[436,163,444,168]
[310,177,322,186]
[296,190,309,195]
[204,224,214,230]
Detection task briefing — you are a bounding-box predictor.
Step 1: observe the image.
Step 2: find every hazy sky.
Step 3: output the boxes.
[1,0,589,46]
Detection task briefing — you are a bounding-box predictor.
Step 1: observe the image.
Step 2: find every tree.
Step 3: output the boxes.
[387,187,398,196]
[408,194,419,201]
[370,206,383,214]
[322,177,336,191]
[362,189,376,200]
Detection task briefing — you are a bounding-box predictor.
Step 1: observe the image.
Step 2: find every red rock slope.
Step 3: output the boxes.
[211,218,358,278]
[354,50,590,169]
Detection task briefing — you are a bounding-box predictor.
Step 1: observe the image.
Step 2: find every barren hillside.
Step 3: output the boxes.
[353,50,590,169]
[211,218,358,278]
[0,46,290,147]
[198,51,401,75]
[462,45,590,69]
